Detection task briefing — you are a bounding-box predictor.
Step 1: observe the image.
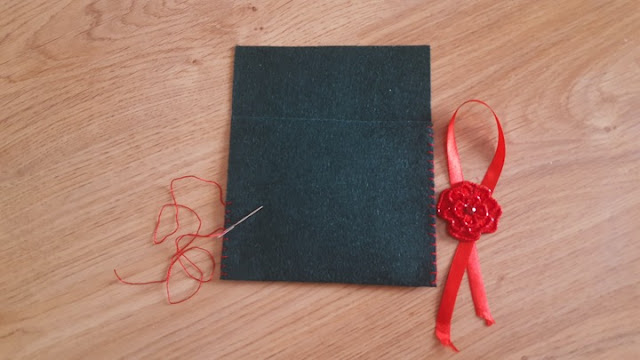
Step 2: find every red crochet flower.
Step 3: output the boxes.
[437,181,502,242]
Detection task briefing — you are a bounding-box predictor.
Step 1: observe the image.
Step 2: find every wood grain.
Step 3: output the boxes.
[1,1,638,358]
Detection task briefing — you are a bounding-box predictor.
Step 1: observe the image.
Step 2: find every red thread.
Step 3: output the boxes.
[114,176,228,304]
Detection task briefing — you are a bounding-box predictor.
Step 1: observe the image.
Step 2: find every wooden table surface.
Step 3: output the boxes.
[1,1,638,359]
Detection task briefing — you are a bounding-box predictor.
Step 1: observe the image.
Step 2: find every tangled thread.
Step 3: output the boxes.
[114,175,229,304]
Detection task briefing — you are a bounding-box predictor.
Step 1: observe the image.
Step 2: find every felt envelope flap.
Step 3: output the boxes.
[223,46,435,287]
[231,46,431,123]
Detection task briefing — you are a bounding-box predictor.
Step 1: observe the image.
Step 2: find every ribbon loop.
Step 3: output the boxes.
[436,100,505,351]
[446,99,506,192]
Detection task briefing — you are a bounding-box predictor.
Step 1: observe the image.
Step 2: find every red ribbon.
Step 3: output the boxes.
[435,100,505,351]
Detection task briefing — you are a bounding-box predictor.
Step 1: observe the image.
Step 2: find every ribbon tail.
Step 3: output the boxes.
[435,242,474,351]
[467,244,495,326]
[435,322,460,352]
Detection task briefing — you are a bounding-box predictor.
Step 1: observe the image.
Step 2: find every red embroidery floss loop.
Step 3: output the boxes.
[435,100,505,351]
[114,176,228,304]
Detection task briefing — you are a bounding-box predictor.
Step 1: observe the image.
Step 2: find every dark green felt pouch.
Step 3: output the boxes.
[222,46,435,287]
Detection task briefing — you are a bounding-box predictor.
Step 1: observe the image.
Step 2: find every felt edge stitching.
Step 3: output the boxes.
[429,124,437,286]
[428,46,435,286]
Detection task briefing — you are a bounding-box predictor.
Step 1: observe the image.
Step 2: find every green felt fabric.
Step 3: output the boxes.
[222,46,435,286]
